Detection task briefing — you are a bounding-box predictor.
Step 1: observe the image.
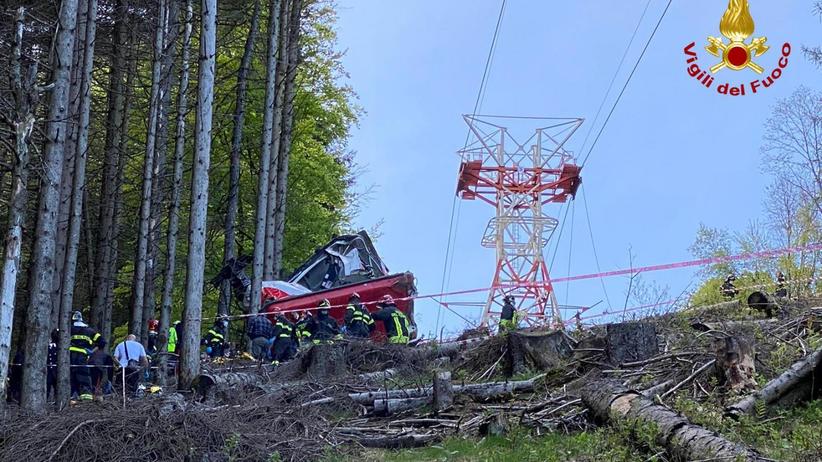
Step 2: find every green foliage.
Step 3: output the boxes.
[101,1,361,337]
[688,271,773,310]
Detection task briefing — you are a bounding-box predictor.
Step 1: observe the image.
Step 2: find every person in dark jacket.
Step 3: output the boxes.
[202,317,227,358]
[314,299,341,342]
[344,293,374,339]
[70,310,104,401]
[270,315,298,364]
[89,340,114,399]
[247,313,276,360]
[498,295,520,334]
[775,271,787,298]
[296,311,317,346]
[721,274,738,299]
[146,318,159,355]
[372,295,410,345]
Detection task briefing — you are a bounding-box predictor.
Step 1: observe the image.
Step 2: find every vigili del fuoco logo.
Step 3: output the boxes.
[684,0,791,96]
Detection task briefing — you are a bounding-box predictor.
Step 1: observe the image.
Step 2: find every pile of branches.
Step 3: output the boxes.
[0,392,337,462]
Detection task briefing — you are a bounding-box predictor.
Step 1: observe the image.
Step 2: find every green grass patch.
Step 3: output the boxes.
[333,427,647,462]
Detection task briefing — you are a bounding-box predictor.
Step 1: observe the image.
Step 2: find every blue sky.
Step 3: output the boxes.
[334,0,822,338]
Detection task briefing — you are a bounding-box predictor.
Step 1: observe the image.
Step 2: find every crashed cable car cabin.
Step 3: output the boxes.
[214,231,417,341]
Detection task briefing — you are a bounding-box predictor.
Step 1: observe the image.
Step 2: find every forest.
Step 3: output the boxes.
[0,0,360,412]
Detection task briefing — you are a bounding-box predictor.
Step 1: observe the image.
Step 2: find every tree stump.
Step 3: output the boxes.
[479,413,509,437]
[715,336,756,393]
[304,343,346,380]
[433,371,453,412]
[506,330,574,376]
[605,322,658,365]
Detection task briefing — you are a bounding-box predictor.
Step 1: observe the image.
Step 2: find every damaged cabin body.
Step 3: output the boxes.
[213,231,417,340]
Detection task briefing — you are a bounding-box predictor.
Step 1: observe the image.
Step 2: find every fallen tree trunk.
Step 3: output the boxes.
[428,337,488,356]
[371,375,544,415]
[350,375,543,404]
[726,346,822,418]
[196,372,267,398]
[580,379,767,462]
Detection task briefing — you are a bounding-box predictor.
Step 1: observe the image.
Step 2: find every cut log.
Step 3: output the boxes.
[506,330,574,375]
[433,371,453,412]
[373,396,431,415]
[605,322,658,365]
[715,336,756,393]
[357,368,398,382]
[350,375,543,404]
[580,379,767,462]
[370,375,544,415]
[726,345,822,418]
[430,337,488,356]
[195,372,266,399]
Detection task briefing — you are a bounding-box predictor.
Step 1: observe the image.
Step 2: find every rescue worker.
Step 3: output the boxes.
[314,299,341,343]
[168,320,182,354]
[372,295,411,345]
[344,292,375,338]
[146,318,159,355]
[270,314,298,364]
[202,316,227,358]
[721,274,738,299]
[70,310,104,401]
[775,271,788,298]
[89,339,114,399]
[247,312,276,360]
[498,295,520,334]
[296,311,317,346]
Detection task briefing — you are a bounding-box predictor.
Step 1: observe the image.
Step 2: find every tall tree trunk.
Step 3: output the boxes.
[143,0,179,346]
[272,0,303,278]
[0,7,37,407]
[83,187,95,299]
[179,0,217,390]
[56,0,98,409]
[52,0,88,331]
[251,0,282,314]
[91,0,129,332]
[264,0,290,280]
[131,0,167,341]
[160,0,192,356]
[21,0,79,413]
[219,0,261,319]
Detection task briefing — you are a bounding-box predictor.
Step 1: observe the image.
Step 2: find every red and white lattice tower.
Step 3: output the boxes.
[456,115,584,328]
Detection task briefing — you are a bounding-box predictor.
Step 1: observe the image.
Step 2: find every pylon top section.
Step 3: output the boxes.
[456,115,584,206]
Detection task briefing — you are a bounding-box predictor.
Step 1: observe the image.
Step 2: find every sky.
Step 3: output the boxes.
[333,0,822,338]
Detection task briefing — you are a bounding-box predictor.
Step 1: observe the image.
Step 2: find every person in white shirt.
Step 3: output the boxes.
[114,334,149,393]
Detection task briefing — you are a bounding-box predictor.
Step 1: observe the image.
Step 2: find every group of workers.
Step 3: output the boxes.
[721,271,789,300]
[7,292,420,403]
[244,292,412,363]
